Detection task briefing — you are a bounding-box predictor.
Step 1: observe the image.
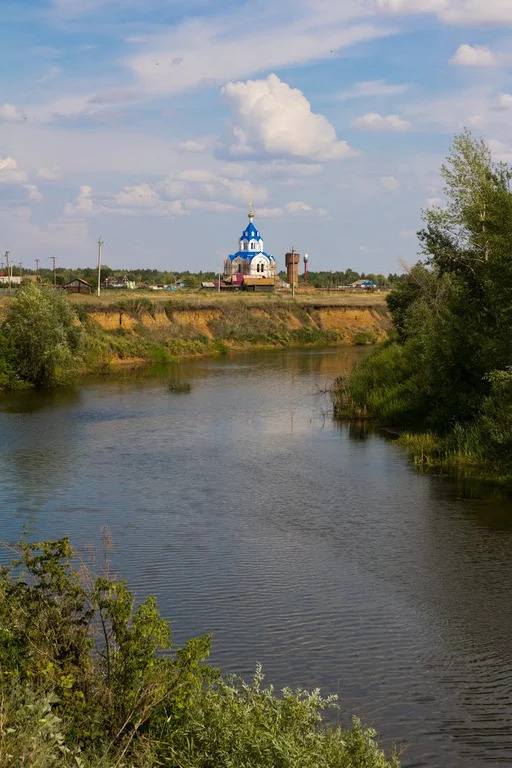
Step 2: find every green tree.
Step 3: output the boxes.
[2,283,83,387]
[336,130,512,475]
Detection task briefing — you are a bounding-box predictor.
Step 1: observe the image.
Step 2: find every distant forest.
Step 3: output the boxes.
[5,265,404,289]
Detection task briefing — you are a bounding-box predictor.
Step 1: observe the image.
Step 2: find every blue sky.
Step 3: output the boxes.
[1,0,512,274]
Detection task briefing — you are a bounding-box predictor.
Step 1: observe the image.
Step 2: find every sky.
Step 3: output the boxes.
[1,0,512,274]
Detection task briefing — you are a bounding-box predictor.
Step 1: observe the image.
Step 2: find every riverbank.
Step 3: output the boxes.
[331,353,512,486]
[0,286,390,392]
[77,297,391,370]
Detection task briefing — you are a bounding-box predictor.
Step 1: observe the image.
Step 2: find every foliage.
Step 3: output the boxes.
[0,534,400,768]
[2,284,83,387]
[354,331,377,345]
[333,130,512,478]
[168,379,192,392]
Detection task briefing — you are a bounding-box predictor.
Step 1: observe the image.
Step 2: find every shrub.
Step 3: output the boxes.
[168,379,191,392]
[2,284,83,387]
[354,331,377,345]
[0,535,400,768]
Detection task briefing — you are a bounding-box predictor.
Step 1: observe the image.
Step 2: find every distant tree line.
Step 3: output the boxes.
[9,267,405,290]
[281,270,403,288]
[11,267,220,289]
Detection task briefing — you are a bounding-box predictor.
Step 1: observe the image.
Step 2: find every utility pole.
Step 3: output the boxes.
[97,237,104,297]
[35,258,40,276]
[218,263,221,293]
[5,251,11,296]
[50,256,57,287]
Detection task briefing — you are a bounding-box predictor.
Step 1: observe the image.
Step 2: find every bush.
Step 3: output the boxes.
[2,284,83,387]
[0,534,400,768]
[168,379,191,392]
[354,331,377,345]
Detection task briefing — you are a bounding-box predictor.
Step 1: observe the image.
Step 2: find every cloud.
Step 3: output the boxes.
[450,44,499,67]
[0,158,43,206]
[379,175,400,190]
[158,170,269,206]
[353,112,412,131]
[256,202,325,218]
[127,4,394,97]
[488,139,512,163]
[337,79,409,101]
[37,167,62,180]
[0,104,25,123]
[222,74,355,161]
[498,93,512,108]
[63,166,270,219]
[0,157,28,184]
[372,0,512,25]
[24,184,43,202]
[62,167,320,221]
[425,196,442,208]
[178,140,208,153]
[64,185,94,216]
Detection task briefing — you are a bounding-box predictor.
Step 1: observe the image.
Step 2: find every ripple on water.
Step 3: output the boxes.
[1,347,512,768]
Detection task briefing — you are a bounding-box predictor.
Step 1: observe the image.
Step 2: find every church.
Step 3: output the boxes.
[224,205,277,280]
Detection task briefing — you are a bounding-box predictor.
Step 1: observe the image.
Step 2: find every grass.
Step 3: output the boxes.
[0,290,388,311]
[167,379,192,393]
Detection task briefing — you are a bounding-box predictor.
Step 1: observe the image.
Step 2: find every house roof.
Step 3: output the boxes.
[243,277,276,286]
[64,278,92,287]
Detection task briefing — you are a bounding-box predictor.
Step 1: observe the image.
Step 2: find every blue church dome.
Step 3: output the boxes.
[240,221,262,242]
[228,203,275,263]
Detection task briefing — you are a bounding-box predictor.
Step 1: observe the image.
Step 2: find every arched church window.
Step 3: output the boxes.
[244,242,248,250]
[238,264,241,273]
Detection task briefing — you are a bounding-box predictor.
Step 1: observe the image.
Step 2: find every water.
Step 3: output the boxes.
[1,346,512,767]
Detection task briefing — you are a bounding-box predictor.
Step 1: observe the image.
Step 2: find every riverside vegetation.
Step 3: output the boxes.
[333,131,512,481]
[0,289,387,390]
[0,533,400,768]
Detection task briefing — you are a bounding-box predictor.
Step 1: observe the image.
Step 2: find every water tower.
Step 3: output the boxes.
[285,247,300,287]
[303,252,309,282]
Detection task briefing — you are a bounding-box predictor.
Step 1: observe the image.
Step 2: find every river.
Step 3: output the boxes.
[1,346,512,767]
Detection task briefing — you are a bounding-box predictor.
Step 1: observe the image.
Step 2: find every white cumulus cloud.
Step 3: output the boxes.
[379,175,400,190]
[498,93,512,108]
[0,157,28,184]
[24,184,43,202]
[222,74,355,161]
[0,104,25,123]
[353,112,412,131]
[64,186,95,216]
[37,167,62,181]
[450,44,499,67]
